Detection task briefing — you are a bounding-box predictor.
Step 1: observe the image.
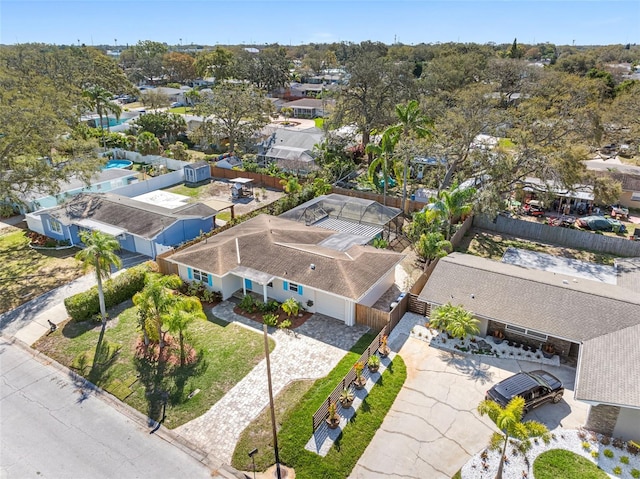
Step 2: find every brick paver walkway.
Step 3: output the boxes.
[174,301,369,463]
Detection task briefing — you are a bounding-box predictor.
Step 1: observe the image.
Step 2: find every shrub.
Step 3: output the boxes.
[621,456,630,465]
[263,314,278,327]
[278,319,292,331]
[612,466,622,475]
[64,262,155,322]
[591,451,600,459]
[582,441,591,450]
[239,294,257,313]
[258,299,280,314]
[604,449,614,458]
[630,468,640,478]
[601,436,612,446]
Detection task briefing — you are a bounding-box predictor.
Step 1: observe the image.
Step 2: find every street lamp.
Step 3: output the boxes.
[248,448,258,479]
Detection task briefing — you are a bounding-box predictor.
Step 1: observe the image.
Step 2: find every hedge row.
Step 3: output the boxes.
[64,262,157,322]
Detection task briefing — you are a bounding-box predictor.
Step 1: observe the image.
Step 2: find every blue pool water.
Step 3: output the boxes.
[103,160,133,170]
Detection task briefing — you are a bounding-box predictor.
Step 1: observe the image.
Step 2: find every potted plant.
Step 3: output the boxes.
[326,401,340,429]
[542,343,555,359]
[367,354,380,373]
[378,335,391,357]
[492,330,505,344]
[353,361,366,389]
[339,387,354,409]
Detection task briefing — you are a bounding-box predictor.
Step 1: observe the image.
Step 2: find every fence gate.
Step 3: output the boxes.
[408,294,429,316]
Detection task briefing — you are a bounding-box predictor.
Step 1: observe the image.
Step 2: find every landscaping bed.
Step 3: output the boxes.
[34,302,273,429]
[456,228,618,266]
[0,226,84,314]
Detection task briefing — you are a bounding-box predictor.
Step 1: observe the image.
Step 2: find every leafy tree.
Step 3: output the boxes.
[75,231,122,325]
[193,82,273,152]
[507,38,524,59]
[162,295,205,366]
[83,85,122,147]
[239,45,291,93]
[194,47,235,80]
[313,134,358,184]
[136,131,162,155]
[416,231,451,265]
[133,274,182,350]
[140,89,171,110]
[280,176,302,195]
[168,141,190,161]
[478,396,551,479]
[132,112,186,144]
[184,89,201,112]
[122,40,168,84]
[281,107,293,122]
[162,51,196,83]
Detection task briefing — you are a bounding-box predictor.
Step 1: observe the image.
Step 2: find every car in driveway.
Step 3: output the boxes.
[486,370,564,414]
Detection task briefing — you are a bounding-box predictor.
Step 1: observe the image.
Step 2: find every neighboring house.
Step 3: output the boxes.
[280,98,332,118]
[153,86,189,105]
[418,252,640,441]
[593,171,640,209]
[256,126,324,172]
[184,161,211,185]
[164,214,405,325]
[215,155,243,170]
[28,192,217,258]
[15,168,139,214]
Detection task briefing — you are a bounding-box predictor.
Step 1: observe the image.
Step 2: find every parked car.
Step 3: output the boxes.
[486,370,564,414]
[523,200,545,217]
[576,215,626,233]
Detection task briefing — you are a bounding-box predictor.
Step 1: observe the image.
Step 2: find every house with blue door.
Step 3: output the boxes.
[29,192,217,258]
[165,214,405,325]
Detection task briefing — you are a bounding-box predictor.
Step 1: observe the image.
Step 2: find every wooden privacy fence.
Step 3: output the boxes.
[311,325,389,432]
[355,293,409,332]
[210,167,285,190]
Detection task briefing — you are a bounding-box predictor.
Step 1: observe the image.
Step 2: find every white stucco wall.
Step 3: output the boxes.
[613,407,640,441]
[358,268,396,307]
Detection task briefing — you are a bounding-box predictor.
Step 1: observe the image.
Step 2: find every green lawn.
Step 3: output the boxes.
[168,107,189,114]
[0,228,84,314]
[314,118,324,129]
[533,449,608,479]
[166,183,210,199]
[231,332,408,478]
[35,303,274,429]
[217,211,232,222]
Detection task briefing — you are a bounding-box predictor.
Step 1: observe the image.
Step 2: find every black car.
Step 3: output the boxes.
[486,370,564,414]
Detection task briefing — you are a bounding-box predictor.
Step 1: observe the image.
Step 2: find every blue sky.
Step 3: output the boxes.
[1,1,638,47]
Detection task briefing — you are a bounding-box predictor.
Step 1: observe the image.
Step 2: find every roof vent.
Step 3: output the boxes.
[310,263,316,270]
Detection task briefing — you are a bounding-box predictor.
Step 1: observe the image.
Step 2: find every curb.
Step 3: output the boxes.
[1,333,245,479]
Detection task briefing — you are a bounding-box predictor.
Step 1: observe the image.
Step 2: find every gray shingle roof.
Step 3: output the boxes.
[167,214,404,300]
[420,253,640,408]
[48,193,215,239]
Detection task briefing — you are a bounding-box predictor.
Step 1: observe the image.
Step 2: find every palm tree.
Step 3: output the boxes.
[478,396,551,479]
[83,86,122,148]
[365,128,398,205]
[75,230,122,325]
[416,231,452,266]
[163,295,205,366]
[133,274,182,350]
[427,184,476,240]
[386,100,433,213]
[447,306,480,339]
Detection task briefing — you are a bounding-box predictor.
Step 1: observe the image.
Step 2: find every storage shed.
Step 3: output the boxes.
[184,161,211,185]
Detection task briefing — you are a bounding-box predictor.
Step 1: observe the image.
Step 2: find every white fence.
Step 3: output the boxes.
[111,170,184,198]
[117,150,190,171]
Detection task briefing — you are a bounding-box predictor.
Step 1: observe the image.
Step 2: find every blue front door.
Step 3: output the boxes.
[244,278,252,290]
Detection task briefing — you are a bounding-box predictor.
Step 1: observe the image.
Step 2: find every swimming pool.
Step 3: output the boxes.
[103,160,133,170]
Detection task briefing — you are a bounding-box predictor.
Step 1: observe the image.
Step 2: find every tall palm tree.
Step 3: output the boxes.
[365,128,399,206]
[478,396,550,479]
[163,295,205,366]
[427,184,476,240]
[133,274,182,350]
[75,230,122,325]
[386,100,433,213]
[83,85,122,148]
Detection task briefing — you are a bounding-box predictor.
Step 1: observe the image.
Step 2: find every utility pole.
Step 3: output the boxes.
[263,324,282,479]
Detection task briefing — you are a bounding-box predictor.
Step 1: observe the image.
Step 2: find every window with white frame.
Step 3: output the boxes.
[288,282,299,293]
[505,324,548,341]
[48,218,62,233]
[193,269,209,284]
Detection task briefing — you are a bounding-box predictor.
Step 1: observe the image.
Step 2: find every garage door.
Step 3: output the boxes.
[315,291,346,321]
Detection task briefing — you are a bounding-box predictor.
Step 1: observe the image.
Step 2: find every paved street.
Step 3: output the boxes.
[0,336,215,479]
[350,313,587,479]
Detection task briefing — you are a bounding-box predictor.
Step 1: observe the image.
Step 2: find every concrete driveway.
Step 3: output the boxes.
[350,320,587,479]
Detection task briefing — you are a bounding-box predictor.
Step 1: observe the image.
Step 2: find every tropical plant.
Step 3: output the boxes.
[416,231,452,265]
[83,85,122,147]
[326,400,340,428]
[447,306,480,340]
[367,354,380,370]
[281,107,293,122]
[281,297,301,318]
[280,176,302,195]
[75,230,122,325]
[263,313,279,327]
[426,184,476,240]
[132,274,182,350]
[478,396,551,479]
[365,128,398,205]
[339,387,355,408]
[162,295,205,366]
[372,237,389,249]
